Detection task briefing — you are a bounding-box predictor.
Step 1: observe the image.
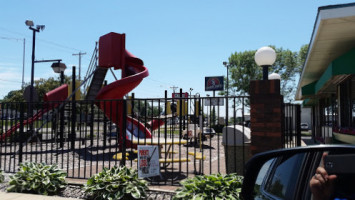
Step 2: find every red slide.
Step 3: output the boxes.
[0,84,68,141]
[95,32,152,150]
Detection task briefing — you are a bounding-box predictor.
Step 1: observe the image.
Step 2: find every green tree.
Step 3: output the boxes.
[2,75,71,103]
[223,45,308,102]
[130,100,162,119]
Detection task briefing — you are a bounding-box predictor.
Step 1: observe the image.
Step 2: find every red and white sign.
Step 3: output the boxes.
[172,92,189,98]
[137,145,160,178]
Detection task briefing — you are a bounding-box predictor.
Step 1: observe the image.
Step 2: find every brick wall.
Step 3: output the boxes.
[249,80,284,155]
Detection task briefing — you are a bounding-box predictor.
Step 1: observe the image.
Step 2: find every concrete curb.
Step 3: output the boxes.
[0,192,80,200]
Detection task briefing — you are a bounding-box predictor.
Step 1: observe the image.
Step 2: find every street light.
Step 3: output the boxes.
[254,46,276,80]
[51,62,67,84]
[223,61,229,97]
[25,20,45,100]
[223,61,229,126]
[189,88,193,115]
[25,20,45,133]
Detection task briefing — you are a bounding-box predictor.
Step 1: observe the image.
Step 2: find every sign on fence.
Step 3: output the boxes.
[204,98,224,106]
[137,145,160,178]
[172,92,189,98]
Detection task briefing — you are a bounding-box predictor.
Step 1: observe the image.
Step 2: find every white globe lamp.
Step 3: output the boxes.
[254,46,276,80]
[268,72,281,80]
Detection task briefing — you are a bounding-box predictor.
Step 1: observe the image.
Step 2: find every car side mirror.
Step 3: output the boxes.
[241,145,355,200]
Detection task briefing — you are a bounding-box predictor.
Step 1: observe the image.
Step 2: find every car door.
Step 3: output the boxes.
[254,152,320,200]
[241,145,355,200]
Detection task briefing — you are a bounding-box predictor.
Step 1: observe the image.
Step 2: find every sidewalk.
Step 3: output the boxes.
[0,192,79,200]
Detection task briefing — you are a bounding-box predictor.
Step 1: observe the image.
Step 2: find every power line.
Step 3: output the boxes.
[0,36,22,41]
[0,26,82,53]
[0,36,26,88]
[40,38,82,52]
[0,78,22,83]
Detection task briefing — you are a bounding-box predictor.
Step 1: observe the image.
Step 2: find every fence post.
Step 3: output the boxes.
[71,66,76,150]
[296,104,301,146]
[90,103,94,146]
[18,103,24,164]
[121,99,127,166]
[60,101,65,148]
[103,81,108,149]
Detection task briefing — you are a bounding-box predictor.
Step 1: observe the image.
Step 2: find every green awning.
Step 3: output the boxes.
[301,81,317,97]
[302,98,316,107]
[301,48,355,97]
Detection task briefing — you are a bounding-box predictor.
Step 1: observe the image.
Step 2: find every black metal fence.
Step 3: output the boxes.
[283,103,301,148]
[0,96,252,185]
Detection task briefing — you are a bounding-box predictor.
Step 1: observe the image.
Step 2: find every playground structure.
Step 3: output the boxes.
[0,32,156,150]
[0,32,244,184]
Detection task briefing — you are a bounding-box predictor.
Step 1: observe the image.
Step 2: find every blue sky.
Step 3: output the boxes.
[1,0,354,99]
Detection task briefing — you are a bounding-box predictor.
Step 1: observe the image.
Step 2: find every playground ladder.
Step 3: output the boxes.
[84,66,108,100]
[82,42,108,101]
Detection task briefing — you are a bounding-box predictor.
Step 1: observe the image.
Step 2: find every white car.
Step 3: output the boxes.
[300,123,309,130]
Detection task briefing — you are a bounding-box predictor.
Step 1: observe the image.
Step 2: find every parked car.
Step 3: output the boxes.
[301,122,309,130]
[182,124,216,142]
[241,145,355,200]
[202,127,216,139]
[182,124,201,140]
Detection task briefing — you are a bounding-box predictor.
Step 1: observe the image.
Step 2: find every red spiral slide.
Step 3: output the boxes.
[95,32,152,150]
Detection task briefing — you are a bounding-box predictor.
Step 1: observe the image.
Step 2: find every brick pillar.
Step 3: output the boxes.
[250,79,283,155]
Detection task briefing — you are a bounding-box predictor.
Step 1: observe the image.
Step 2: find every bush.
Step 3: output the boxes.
[84,166,149,200]
[173,173,243,200]
[7,162,67,195]
[0,170,4,183]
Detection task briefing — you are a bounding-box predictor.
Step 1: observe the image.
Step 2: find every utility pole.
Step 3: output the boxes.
[72,51,86,81]
[22,38,25,88]
[0,36,26,88]
[170,85,178,94]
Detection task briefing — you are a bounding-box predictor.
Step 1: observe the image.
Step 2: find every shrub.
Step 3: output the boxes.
[7,162,67,195]
[84,166,149,200]
[0,170,4,183]
[173,173,243,200]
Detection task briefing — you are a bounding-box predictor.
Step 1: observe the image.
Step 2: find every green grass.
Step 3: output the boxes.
[301,131,312,136]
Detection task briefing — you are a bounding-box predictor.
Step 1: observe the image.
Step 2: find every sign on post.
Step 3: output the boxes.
[137,145,160,178]
[205,76,224,91]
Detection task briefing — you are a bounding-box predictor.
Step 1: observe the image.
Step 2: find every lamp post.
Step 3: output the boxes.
[51,61,66,149]
[25,20,45,104]
[189,88,193,115]
[51,62,67,84]
[25,20,44,134]
[223,61,229,96]
[223,61,229,126]
[254,46,277,80]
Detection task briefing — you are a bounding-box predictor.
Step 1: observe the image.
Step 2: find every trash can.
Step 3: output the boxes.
[222,125,251,175]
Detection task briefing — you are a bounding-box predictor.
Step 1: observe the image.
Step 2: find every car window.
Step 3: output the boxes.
[254,158,275,197]
[262,153,306,199]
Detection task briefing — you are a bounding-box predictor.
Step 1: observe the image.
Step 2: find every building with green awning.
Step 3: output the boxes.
[296,3,355,144]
